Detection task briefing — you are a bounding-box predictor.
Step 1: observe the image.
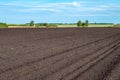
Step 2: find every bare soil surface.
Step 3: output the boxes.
[0,28,120,80]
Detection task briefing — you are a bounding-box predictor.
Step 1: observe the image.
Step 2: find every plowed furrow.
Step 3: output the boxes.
[11,39,118,80]
[103,48,120,80]
[0,34,119,74]
[1,34,119,80]
[43,41,120,80]
[13,39,120,80]
[65,43,120,80]
[0,33,119,75]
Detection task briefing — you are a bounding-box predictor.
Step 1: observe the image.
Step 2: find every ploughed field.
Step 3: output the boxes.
[0,28,120,80]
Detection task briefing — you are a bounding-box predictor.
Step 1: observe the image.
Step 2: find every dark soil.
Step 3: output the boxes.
[0,28,120,80]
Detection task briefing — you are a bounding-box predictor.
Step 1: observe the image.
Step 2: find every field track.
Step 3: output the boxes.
[0,28,120,80]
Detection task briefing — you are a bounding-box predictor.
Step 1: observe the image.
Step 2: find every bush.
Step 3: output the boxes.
[35,23,57,28]
[0,22,8,28]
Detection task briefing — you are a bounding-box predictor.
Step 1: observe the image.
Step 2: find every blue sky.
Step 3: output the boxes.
[0,0,120,24]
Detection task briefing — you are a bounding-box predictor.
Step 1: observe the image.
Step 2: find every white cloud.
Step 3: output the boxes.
[72,2,81,7]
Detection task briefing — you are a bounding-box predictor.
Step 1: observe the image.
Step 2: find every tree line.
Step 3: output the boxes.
[0,20,89,28]
[29,20,89,27]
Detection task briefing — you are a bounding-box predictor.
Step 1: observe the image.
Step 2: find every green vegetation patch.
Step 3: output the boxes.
[113,24,120,27]
[0,22,8,28]
[35,23,58,28]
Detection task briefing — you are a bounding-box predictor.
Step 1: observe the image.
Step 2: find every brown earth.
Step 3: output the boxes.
[0,28,120,80]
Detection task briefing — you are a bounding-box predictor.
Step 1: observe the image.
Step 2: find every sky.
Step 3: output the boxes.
[0,0,120,24]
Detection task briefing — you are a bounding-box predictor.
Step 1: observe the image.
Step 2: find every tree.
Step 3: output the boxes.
[77,20,82,27]
[77,20,89,27]
[82,23,85,27]
[85,20,89,27]
[30,20,34,26]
